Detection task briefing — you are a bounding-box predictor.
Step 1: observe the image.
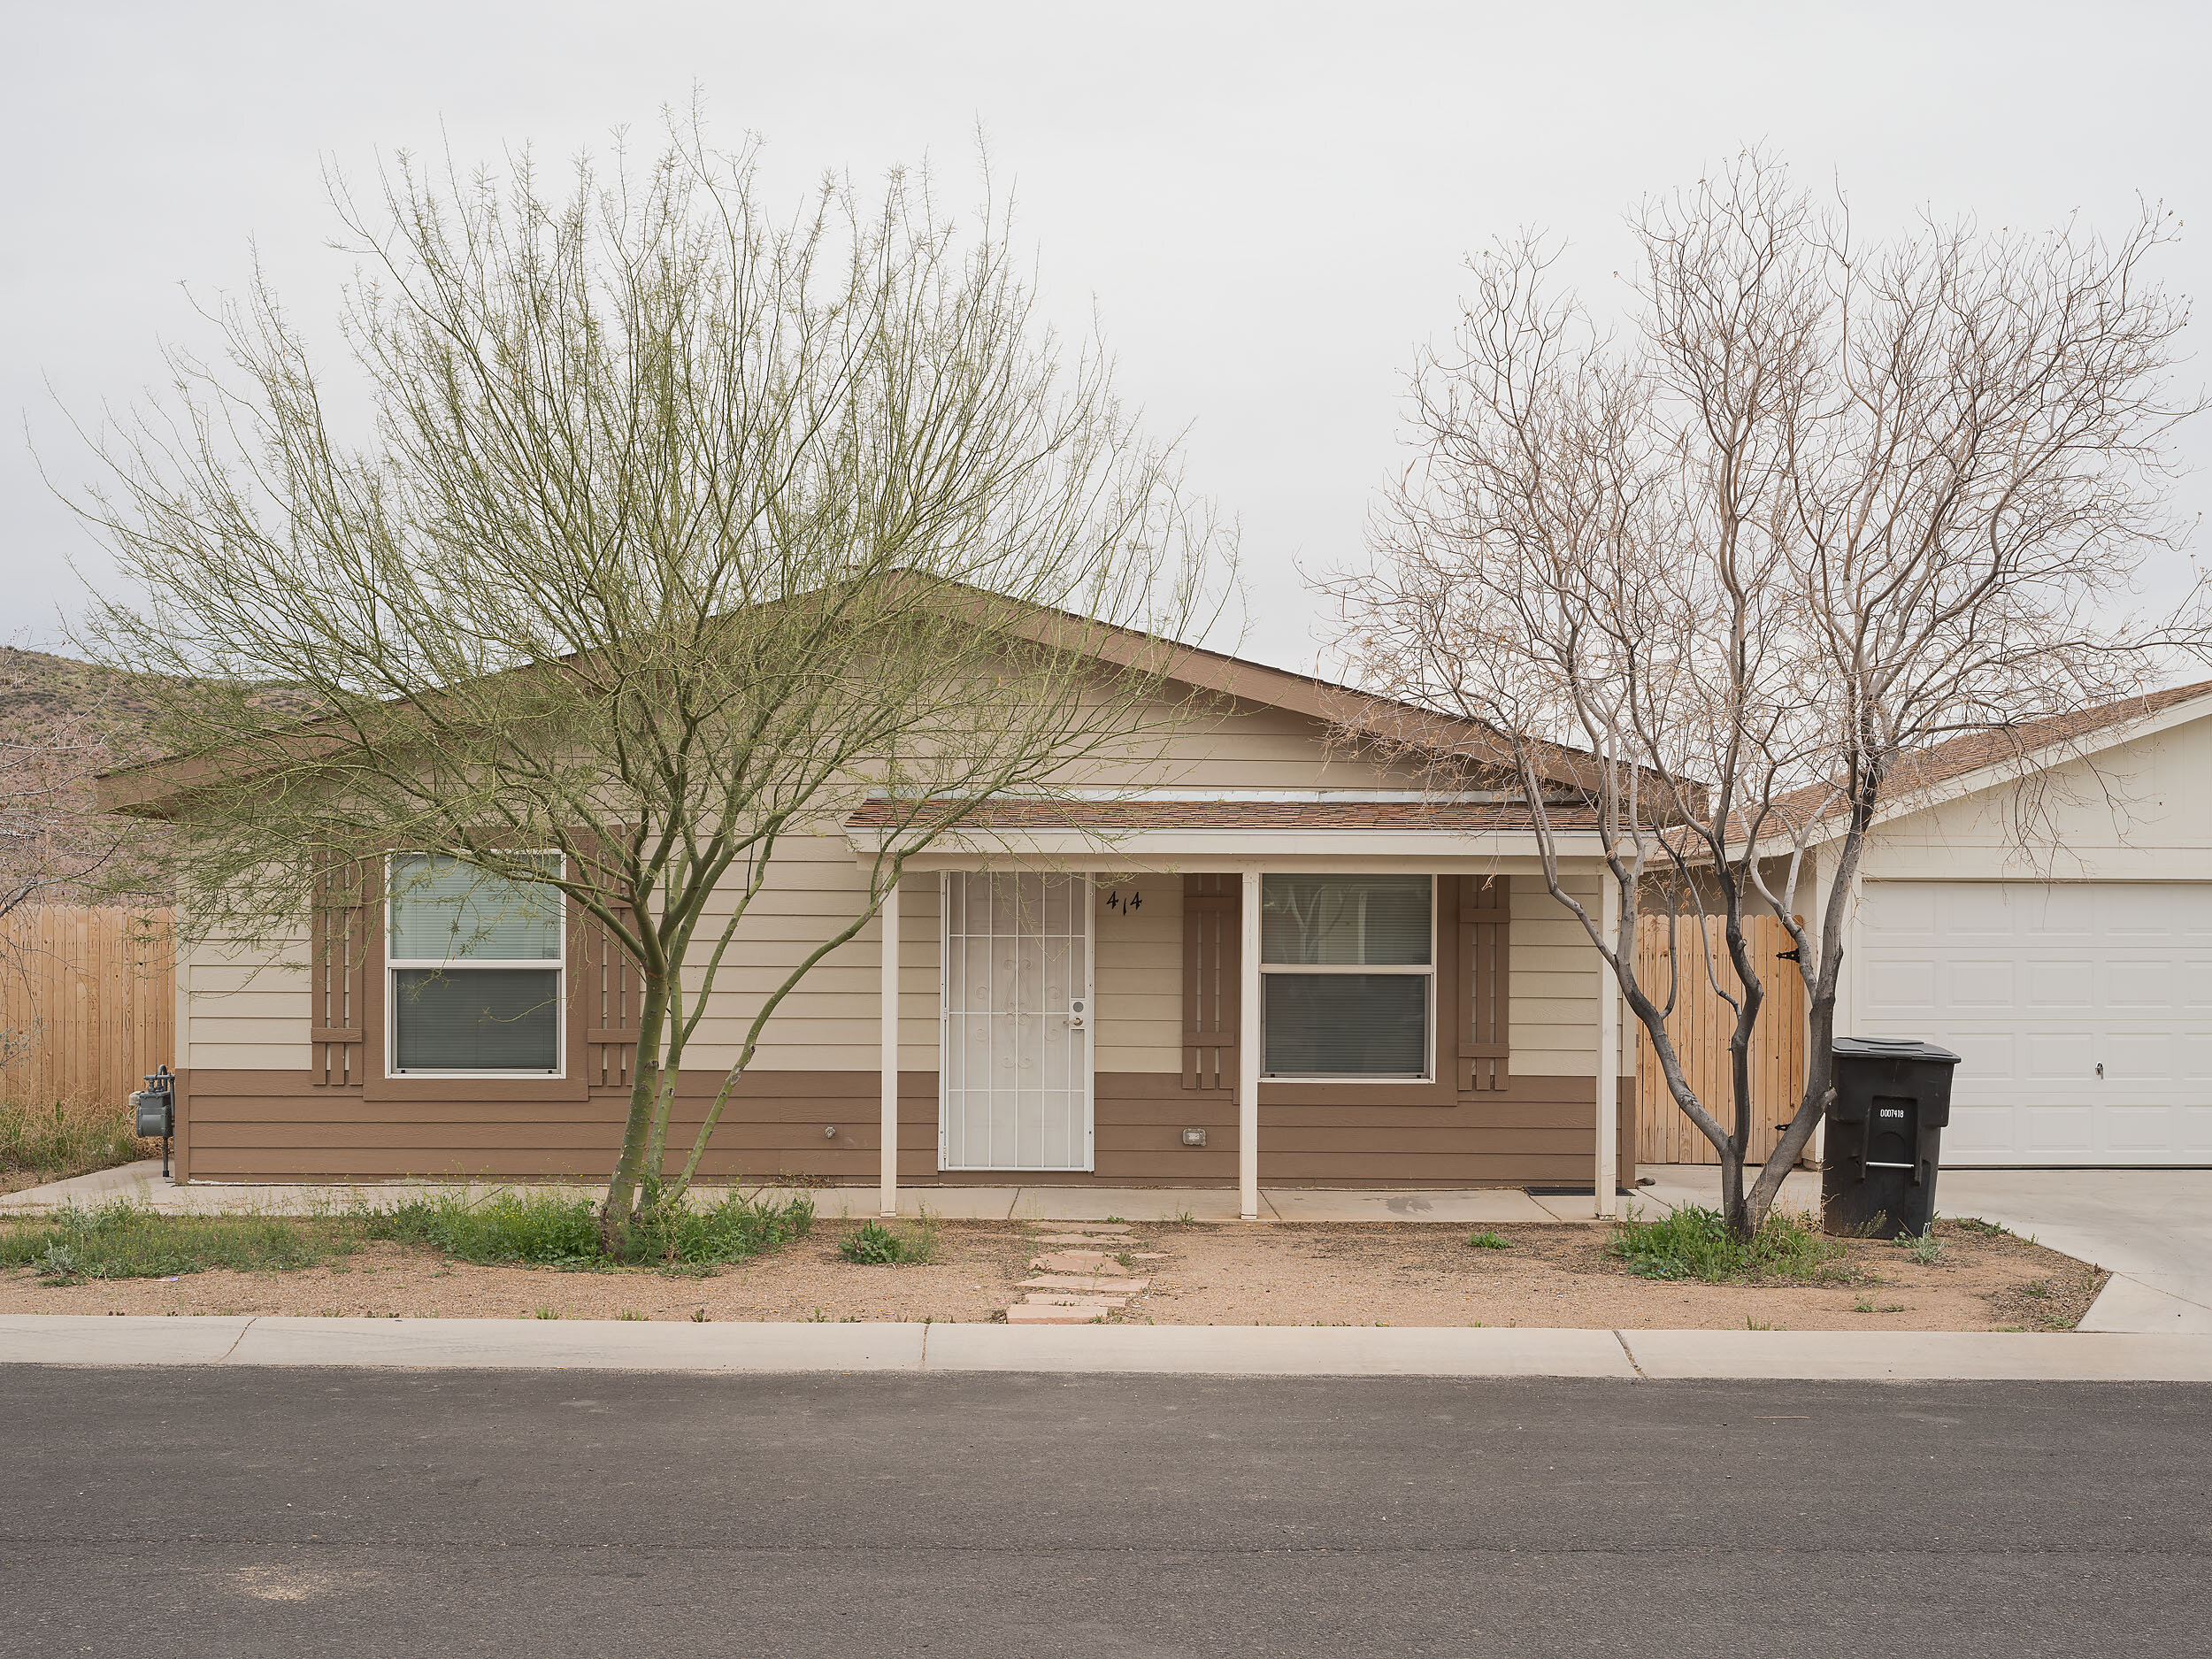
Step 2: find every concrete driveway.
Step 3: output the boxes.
[1637,1162,2212,1335]
[1936,1169,2212,1335]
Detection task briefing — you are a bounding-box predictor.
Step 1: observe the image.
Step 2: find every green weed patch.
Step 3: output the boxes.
[1,1202,335,1283]
[1608,1203,1851,1285]
[362,1186,814,1269]
[0,1186,815,1283]
[363,1190,602,1266]
[1,1100,152,1186]
[837,1217,939,1265]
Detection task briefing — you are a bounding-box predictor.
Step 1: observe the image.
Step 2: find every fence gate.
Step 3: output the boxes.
[0,907,174,1110]
[1634,912,1807,1167]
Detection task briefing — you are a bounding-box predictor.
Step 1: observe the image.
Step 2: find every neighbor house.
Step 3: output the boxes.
[97,635,1642,1220]
[1794,680,2212,1169]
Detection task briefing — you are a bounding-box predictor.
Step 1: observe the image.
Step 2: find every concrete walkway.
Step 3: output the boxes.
[0,1161,1609,1223]
[3,1313,2208,1380]
[1623,1161,1825,1217]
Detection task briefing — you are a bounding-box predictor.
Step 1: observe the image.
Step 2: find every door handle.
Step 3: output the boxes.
[1067,998,1087,1030]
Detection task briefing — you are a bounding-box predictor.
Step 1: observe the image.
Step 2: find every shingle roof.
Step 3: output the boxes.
[1881,680,2212,795]
[843,796,1602,833]
[95,579,1587,814]
[1763,679,2212,841]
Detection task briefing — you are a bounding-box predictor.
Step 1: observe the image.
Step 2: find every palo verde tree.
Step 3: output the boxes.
[73,118,1229,1244]
[1327,151,2202,1236]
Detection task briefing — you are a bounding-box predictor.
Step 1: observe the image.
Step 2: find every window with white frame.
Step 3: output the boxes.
[1260,874,1432,1079]
[387,853,565,1075]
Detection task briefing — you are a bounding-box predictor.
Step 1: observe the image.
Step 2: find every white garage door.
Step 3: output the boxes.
[1859,881,2212,1164]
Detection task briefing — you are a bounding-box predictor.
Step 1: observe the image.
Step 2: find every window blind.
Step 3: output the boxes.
[389,853,563,962]
[1261,874,1431,964]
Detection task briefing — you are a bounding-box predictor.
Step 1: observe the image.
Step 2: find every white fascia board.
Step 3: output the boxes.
[844,826,1612,871]
[864,786,1526,804]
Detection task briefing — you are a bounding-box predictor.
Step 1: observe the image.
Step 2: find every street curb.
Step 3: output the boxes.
[4,1316,2211,1379]
[923,1324,1634,1376]
[1620,1329,2212,1381]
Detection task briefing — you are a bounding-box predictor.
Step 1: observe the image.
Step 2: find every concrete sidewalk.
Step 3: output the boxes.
[0,1161,1609,1224]
[4,1314,2209,1380]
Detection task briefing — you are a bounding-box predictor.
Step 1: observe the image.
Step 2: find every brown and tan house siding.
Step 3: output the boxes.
[137,660,1640,1201]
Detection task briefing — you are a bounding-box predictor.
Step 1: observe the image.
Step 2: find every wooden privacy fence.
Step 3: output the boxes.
[0,907,174,1110]
[1634,912,1807,1167]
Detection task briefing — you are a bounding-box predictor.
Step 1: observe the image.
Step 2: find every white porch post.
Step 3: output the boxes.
[1239,867,1262,1221]
[879,878,901,1218]
[1594,878,1621,1220]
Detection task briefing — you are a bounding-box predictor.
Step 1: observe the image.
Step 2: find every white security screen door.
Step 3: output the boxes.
[941,872,1094,1171]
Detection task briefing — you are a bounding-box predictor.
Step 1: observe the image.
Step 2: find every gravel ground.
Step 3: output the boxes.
[0,1215,2105,1329]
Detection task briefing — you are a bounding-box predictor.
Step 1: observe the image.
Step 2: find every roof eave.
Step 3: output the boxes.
[843,824,1616,864]
[1748,686,2212,857]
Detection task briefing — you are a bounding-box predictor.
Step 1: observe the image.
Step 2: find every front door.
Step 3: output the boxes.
[940,872,1094,1171]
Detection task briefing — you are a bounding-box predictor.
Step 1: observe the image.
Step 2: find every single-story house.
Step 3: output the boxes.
[1801,680,2212,1167]
[104,637,1642,1219]
[109,605,2209,1209]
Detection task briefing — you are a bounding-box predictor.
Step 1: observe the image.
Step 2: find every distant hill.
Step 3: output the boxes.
[3,647,337,907]
[0,646,179,906]
[0,646,177,768]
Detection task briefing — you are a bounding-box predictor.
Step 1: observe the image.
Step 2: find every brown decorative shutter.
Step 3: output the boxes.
[1455,874,1510,1091]
[310,856,373,1087]
[579,898,638,1091]
[1181,872,1240,1090]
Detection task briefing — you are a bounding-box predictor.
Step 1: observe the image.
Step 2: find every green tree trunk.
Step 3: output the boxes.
[602,973,671,1248]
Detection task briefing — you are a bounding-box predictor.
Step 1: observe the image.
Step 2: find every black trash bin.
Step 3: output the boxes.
[1822,1037,1960,1240]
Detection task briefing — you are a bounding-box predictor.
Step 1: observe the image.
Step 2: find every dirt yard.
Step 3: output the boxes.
[0,1215,2106,1330]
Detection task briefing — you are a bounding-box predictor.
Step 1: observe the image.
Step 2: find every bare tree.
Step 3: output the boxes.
[1327,151,2202,1236]
[73,116,1230,1244]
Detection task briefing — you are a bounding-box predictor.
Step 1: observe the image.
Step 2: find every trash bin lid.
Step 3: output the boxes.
[1833,1036,1961,1064]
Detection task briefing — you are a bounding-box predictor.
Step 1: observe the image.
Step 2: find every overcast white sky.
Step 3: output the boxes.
[5,0,2208,671]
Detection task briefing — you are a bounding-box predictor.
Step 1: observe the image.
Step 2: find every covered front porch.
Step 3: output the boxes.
[848,797,1637,1222]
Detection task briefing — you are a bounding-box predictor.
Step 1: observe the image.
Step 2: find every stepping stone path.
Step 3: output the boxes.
[1002,1222,1163,1325]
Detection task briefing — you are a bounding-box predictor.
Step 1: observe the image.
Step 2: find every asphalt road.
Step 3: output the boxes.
[4,1368,2208,1657]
